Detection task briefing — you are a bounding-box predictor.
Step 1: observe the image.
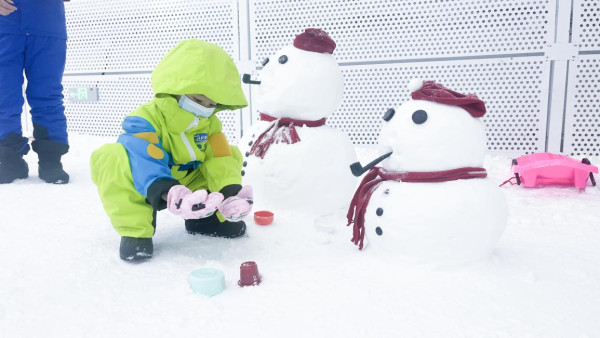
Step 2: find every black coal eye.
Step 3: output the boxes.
[261,57,269,66]
[412,110,428,124]
[383,108,395,122]
[278,55,288,64]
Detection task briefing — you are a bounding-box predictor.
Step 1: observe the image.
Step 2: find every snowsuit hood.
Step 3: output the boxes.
[151,39,248,113]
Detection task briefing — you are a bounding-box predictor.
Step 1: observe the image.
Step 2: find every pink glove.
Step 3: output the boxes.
[218,185,253,222]
[167,185,224,220]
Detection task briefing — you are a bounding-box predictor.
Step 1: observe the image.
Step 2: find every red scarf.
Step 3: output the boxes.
[250,113,326,159]
[347,166,488,250]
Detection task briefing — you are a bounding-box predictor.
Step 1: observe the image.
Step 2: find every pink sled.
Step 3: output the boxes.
[511,153,598,189]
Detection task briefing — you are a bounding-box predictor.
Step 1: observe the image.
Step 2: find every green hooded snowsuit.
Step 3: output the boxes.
[90,39,248,238]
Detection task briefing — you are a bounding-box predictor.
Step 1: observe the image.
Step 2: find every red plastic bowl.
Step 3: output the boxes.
[254,211,274,225]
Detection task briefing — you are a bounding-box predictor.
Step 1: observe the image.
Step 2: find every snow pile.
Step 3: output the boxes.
[0,134,599,337]
[351,80,507,265]
[238,29,357,216]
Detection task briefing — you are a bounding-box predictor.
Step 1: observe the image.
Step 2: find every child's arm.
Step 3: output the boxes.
[117,116,179,210]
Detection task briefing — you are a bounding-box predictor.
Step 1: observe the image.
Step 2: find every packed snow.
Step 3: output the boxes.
[360,84,507,265]
[238,30,357,216]
[1,133,599,337]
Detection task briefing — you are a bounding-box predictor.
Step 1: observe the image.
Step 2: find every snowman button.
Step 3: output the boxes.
[248,140,253,146]
[376,208,384,216]
[243,161,247,167]
[241,170,245,176]
[375,227,383,236]
[278,55,288,64]
[245,151,250,157]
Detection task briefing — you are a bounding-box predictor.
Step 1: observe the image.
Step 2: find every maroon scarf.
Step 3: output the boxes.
[347,166,488,250]
[250,113,326,159]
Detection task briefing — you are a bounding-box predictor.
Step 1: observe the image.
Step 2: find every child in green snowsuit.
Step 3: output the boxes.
[91,40,253,261]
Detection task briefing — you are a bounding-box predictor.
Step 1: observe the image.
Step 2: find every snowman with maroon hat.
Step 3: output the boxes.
[239,28,357,217]
[347,79,507,265]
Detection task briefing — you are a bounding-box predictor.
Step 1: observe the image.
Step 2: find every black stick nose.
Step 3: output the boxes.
[242,74,261,85]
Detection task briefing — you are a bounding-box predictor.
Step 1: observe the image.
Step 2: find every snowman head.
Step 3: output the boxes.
[379,79,488,172]
[256,29,344,121]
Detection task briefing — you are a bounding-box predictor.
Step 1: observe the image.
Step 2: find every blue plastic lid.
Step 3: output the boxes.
[188,268,225,296]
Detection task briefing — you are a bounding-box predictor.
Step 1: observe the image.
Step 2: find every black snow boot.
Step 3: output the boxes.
[185,214,246,238]
[32,139,69,184]
[0,147,29,184]
[0,153,28,184]
[120,237,153,261]
[0,133,30,184]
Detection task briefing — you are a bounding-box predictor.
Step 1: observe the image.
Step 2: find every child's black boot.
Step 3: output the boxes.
[185,214,246,238]
[120,237,153,261]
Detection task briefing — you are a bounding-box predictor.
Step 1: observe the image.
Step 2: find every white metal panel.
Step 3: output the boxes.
[545,0,575,154]
[62,75,152,136]
[64,0,239,73]
[336,57,551,154]
[55,0,591,157]
[249,0,555,63]
[572,0,600,51]
[247,56,551,154]
[562,55,600,157]
[62,75,242,143]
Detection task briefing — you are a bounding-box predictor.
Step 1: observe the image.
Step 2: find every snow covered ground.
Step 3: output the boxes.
[1,133,599,337]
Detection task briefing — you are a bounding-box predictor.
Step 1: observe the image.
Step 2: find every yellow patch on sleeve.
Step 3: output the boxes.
[208,133,233,157]
[134,132,159,144]
[147,144,164,160]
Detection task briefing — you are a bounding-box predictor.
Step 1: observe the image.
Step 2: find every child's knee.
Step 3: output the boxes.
[90,143,129,185]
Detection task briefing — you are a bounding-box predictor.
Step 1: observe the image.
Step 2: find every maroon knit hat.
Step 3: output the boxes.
[409,79,486,118]
[293,28,336,54]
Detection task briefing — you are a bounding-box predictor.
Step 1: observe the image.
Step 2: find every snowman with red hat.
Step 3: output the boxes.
[347,79,508,265]
[239,28,357,217]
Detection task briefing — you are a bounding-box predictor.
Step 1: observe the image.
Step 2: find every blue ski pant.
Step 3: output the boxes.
[0,33,68,154]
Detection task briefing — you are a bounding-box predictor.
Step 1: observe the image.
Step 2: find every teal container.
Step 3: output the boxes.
[188,268,226,296]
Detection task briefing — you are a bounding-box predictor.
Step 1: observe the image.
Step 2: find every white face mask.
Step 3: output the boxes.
[178,95,216,118]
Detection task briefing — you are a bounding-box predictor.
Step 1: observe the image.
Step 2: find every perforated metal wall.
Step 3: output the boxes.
[61,0,242,143]
[47,0,598,157]
[330,58,549,154]
[562,0,600,157]
[246,0,556,155]
[249,0,554,62]
[62,75,241,143]
[63,75,152,136]
[64,0,239,73]
[563,56,600,157]
[572,0,600,51]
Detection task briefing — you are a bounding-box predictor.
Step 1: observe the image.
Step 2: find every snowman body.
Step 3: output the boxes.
[363,178,507,265]
[360,98,507,265]
[239,43,357,215]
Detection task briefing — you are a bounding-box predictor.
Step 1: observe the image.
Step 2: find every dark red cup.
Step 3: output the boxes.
[238,261,261,287]
[254,211,274,225]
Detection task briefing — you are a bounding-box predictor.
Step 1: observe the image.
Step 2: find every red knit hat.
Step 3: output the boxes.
[293,28,336,54]
[408,79,486,118]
